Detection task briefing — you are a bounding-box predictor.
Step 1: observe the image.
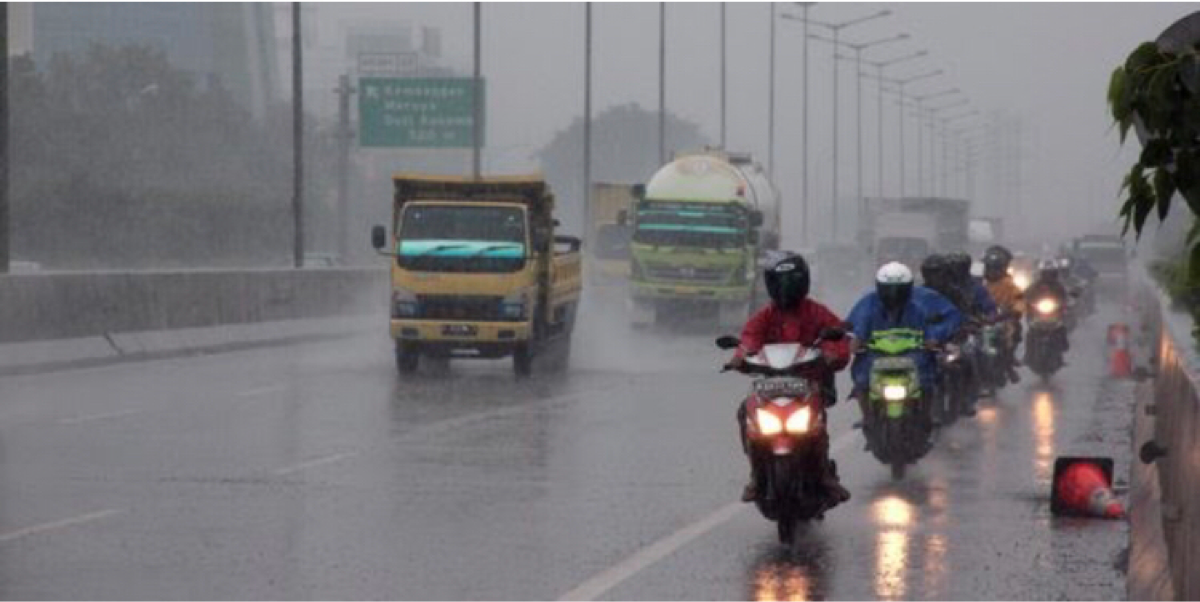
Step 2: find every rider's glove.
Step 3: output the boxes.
[723,355,746,373]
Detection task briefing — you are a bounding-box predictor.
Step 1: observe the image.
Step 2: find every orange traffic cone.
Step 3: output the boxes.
[1107,323,1132,378]
[1051,457,1125,519]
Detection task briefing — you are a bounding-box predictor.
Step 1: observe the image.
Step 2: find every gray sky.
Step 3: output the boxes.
[322,2,1194,248]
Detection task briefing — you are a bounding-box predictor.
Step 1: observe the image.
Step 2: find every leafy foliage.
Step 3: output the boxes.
[10,44,344,269]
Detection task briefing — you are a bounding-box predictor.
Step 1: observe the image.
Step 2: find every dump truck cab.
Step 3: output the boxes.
[372,174,582,377]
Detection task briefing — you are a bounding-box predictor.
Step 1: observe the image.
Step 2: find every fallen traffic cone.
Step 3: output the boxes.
[1051,456,1125,519]
[1107,323,1132,379]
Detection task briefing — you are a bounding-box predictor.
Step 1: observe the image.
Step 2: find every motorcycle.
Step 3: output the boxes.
[976,317,1010,396]
[717,329,845,545]
[1024,294,1068,379]
[935,339,971,425]
[859,327,935,480]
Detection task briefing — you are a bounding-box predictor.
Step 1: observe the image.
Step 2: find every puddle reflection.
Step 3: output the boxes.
[1032,391,1057,483]
[872,495,914,600]
[749,534,832,601]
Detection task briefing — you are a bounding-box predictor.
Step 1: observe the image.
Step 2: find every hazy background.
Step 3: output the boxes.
[317,2,1188,249]
[9,2,1194,267]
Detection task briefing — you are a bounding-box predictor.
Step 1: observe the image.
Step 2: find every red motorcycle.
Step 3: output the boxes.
[717,328,845,545]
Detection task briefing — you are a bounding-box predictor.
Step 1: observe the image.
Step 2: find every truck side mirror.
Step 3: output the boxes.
[750,210,764,228]
[371,225,387,250]
[747,230,760,245]
[617,209,629,227]
[631,183,646,200]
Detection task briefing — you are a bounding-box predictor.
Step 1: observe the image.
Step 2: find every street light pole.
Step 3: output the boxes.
[910,87,957,196]
[768,3,776,176]
[291,2,304,268]
[860,49,926,198]
[720,2,726,148]
[583,3,592,233]
[782,9,891,241]
[861,68,941,198]
[472,2,482,179]
[658,2,666,165]
[921,96,967,196]
[801,3,811,242]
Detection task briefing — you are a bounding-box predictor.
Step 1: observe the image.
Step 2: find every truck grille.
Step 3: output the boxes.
[416,295,507,321]
[643,264,731,284]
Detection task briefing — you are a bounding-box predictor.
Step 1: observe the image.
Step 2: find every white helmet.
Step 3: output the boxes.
[875,261,915,312]
[875,261,914,285]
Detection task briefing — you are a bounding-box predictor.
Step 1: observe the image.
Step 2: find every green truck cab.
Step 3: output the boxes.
[625,150,780,329]
[371,174,582,377]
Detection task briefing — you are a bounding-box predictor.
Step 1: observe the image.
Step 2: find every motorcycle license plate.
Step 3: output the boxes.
[754,378,810,398]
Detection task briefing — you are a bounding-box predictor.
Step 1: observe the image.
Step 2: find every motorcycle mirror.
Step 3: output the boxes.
[715,335,741,350]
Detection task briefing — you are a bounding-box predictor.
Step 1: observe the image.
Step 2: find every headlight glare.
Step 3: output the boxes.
[1035,298,1058,314]
[882,384,908,401]
[785,407,812,434]
[755,408,783,435]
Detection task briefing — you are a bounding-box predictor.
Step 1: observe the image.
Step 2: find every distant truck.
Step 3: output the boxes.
[585,181,636,286]
[625,150,781,328]
[858,197,970,271]
[371,174,583,377]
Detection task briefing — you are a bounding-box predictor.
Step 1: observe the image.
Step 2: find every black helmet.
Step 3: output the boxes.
[1036,258,1061,283]
[920,254,951,289]
[985,245,1013,264]
[983,247,1011,282]
[946,252,973,283]
[764,254,811,310]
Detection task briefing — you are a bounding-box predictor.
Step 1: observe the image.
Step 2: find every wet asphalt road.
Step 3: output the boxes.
[0,287,1130,600]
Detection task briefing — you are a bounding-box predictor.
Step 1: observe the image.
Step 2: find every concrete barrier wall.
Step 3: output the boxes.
[0,268,388,343]
[1133,271,1200,600]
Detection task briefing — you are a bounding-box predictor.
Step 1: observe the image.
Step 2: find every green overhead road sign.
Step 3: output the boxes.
[358,77,484,148]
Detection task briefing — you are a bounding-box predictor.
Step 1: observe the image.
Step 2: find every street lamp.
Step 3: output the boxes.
[782,8,890,241]
[935,109,978,196]
[861,49,927,198]
[779,2,816,242]
[910,87,958,196]
[811,31,908,226]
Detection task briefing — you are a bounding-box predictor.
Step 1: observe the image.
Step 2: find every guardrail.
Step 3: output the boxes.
[0,268,388,343]
[1131,266,1200,600]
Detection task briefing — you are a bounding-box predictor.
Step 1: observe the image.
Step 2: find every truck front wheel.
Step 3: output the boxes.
[395,341,419,375]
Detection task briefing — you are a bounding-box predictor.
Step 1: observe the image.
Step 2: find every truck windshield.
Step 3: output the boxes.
[633,201,746,249]
[396,205,527,273]
[877,237,930,265]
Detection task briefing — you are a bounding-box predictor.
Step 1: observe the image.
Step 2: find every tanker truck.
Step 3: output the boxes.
[624,150,781,328]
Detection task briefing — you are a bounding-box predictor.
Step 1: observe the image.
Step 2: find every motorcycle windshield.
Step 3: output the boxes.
[759,343,805,370]
[867,328,924,355]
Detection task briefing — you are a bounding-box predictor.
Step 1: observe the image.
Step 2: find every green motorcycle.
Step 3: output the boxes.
[862,328,935,480]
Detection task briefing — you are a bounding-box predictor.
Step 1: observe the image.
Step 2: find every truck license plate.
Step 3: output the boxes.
[442,324,478,337]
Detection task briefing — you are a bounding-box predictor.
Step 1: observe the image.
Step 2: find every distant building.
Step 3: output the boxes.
[15,2,280,120]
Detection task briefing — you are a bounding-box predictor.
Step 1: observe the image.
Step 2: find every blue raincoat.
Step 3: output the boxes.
[845,285,964,391]
[969,277,998,318]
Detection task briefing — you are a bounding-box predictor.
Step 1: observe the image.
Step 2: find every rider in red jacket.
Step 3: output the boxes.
[725,253,852,506]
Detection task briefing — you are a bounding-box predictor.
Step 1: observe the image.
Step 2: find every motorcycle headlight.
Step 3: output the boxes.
[391,287,418,318]
[784,407,812,434]
[755,408,784,436]
[1035,298,1058,314]
[1014,272,1030,291]
[882,384,908,401]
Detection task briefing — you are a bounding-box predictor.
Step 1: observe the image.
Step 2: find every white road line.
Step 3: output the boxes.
[0,509,122,543]
[558,430,858,601]
[272,452,359,477]
[236,384,286,398]
[57,409,144,425]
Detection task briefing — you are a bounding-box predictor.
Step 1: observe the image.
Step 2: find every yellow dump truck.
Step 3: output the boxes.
[371,174,583,377]
[585,182,635,286]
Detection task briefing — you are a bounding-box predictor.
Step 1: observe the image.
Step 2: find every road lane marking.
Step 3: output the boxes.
[558,430,857,601]
[57,409,144,425]
[237,384,286,398]
[272,452,359,477]
[0,509,122,543]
